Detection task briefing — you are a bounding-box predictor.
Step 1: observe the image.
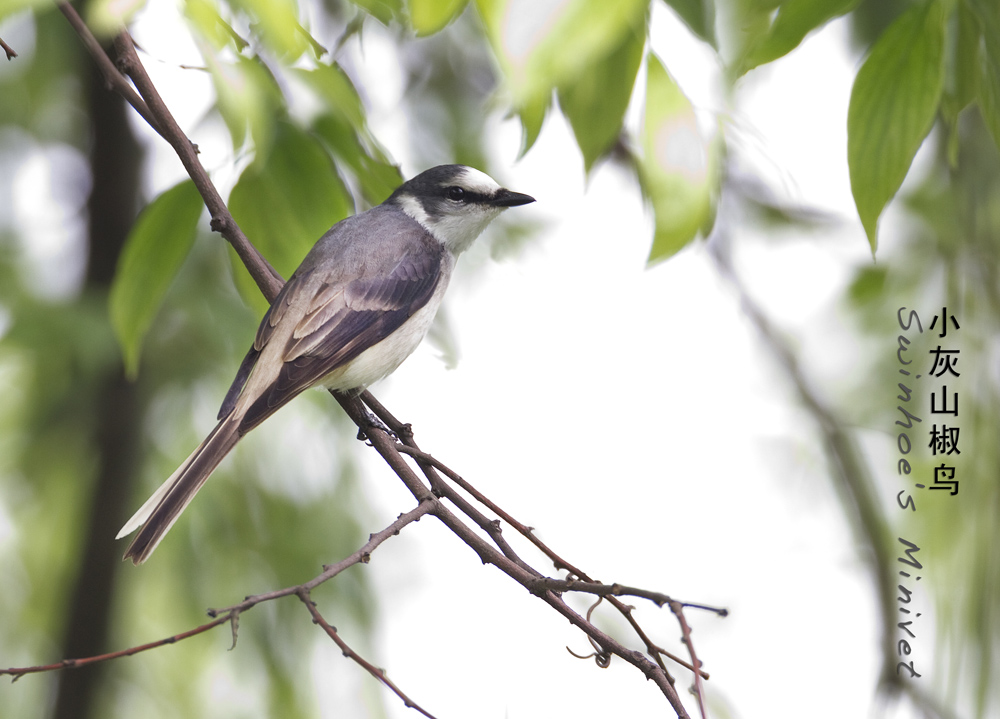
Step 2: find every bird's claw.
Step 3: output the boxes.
[357,410,395,444]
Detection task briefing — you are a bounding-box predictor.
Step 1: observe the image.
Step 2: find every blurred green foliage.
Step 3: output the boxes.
[846,109,1000,718]
[848,0,945,252]
[110,179,203,377]
[1,0,999,717]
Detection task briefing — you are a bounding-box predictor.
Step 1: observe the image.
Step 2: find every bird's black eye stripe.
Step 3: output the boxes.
[444,186,492,205]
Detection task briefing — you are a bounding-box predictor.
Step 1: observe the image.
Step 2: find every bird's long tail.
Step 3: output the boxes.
[117,417,241,565]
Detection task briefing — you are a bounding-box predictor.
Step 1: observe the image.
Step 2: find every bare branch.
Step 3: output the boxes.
[298,590,438,719]
[1,36,17,60]
[334,400,697,715]
[392,442,596,581]
[59,4,284,302]
[392,439,723,685]
[207,500,435,616]
[0,616,229,681]
[3,505,434,714]
[669,600,708,719]
[110,31,285,302]
[57,5,157,133]
[527,577,723,616]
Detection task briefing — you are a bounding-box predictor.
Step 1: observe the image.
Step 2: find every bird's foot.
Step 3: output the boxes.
[356,409,395,444]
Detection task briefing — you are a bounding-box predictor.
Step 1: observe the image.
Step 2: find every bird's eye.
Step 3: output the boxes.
[447,186,465,201]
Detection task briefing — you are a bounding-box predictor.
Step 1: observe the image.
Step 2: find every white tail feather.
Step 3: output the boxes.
[116,454,195,539]
[119,419,241,564]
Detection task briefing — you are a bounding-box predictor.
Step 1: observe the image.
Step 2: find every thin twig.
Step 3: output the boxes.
[3,504,432,714]
[529,577,725,615]
[1,36,17,60]
[669,601,708,719]
[0,616,229,680]
[542,579,709,678]
[392,441,723,682]
[355,415,694,718]
[366,405,551,575]
[297,590,438,719]
[391,443,593,581]
[207,500,435,616]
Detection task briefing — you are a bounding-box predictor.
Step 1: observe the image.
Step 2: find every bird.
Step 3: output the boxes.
[117,165,535,564]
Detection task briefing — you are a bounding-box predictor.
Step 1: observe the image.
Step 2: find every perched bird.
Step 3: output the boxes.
[117,165,534,564]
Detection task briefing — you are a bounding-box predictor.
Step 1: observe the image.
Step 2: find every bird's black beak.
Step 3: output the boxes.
[492,189,536,207]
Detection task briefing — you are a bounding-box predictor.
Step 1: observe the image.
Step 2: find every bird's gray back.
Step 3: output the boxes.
[295,204,440,282]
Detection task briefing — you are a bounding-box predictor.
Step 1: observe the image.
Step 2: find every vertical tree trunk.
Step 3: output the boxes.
[51,51,143,719]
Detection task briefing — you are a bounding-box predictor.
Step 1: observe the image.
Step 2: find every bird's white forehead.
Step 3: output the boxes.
[455,166,502,194]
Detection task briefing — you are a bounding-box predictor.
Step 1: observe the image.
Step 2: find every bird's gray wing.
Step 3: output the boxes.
[216,270,306,421]
[234,241,445,433]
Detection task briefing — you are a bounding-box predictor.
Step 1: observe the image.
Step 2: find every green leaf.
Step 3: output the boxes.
[349,0,402,25]
[229,0,311,59]
[738,0,860,75]
[965,0,1000,151]
[184,0,249,52]
[200,47,282,155]
[558,19,645,173]
[515,92,550,157]
[475,0,647,127]
[291,63,367,128]
[312,113,402,205]
[980,45,1000,152]
[409,0,468,35]
[640,54,716,263]
[847,0,947,253]
[950,0,981,112]
[941,1,981,164]
[723,0,778,81]
[292,64,402,204]
[660,0,716,47]
[109,180,203,378]
[228,122,353,314]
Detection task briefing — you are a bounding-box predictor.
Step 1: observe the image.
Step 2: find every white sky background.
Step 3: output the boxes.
[0,1,940,717]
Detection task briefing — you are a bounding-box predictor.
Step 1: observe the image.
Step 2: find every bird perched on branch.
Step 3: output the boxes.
[118,165,534,564]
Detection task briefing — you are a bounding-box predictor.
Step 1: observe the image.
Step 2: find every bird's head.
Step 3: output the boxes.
[388,165,535,255]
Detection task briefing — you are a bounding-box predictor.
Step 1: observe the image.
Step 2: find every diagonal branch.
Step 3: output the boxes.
[59,3,282,302]
[297,590,438,719]
[109,31,284,302]
[57,6,156,134]
[207,500,435,615]
[0,616,229,681]
[345,407,696,718]
[389,439,721,681]
[669,600,708,719]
